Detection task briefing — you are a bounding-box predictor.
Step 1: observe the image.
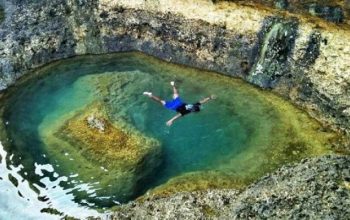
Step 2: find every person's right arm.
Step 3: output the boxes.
[166,113,182,126]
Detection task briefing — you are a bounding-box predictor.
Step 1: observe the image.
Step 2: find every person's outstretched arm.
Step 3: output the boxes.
[166,113,182,126]
[199,95,216,104]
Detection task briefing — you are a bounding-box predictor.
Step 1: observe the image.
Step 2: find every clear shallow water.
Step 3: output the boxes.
[0,52,338,217]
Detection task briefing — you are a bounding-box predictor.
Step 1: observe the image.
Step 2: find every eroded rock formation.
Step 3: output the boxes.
[113,155,350,219]
[50,102,162,204]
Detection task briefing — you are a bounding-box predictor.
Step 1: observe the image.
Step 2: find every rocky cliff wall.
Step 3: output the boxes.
[0,0,349,139]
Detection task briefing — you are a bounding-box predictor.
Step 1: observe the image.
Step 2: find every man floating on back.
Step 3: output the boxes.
[143,81,215,126]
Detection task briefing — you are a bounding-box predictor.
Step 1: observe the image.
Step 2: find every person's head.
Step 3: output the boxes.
[193,104,201,112]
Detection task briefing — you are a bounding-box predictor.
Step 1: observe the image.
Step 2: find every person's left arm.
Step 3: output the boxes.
[166,113,182,126]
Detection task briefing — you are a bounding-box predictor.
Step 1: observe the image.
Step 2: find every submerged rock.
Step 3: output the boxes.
[144,170,247,199]
[86,114,106,132]
[52,102,162,203]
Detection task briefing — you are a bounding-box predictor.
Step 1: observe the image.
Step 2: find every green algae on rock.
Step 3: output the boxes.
[42,102,162,204]
[140,170,247,200]
[57,102,161,170]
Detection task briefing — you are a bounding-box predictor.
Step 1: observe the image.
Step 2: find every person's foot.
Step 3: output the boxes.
[210,95,216,100]
[143,92,152,97]
[170,81,175,86]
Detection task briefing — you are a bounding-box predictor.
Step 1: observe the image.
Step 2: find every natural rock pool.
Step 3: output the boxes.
[0,52,339,216]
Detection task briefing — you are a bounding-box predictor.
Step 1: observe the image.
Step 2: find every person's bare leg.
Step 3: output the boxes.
[170,81,179,99]
[143,92,166,105]
[150,95,166,105]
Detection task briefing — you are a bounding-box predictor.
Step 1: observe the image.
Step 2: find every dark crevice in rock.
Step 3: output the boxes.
[298,31,322,67]
[0,6,4,23]
[248,17,298,88]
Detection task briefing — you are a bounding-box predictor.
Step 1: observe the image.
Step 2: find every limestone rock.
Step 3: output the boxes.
[112,155,350,219]
[231,155,350,219]
[86,114,106,132]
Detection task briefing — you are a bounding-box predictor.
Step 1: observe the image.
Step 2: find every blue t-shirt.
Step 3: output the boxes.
[165,97,183,110]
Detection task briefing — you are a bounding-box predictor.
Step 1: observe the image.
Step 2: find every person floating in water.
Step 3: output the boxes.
[143,81,215,126]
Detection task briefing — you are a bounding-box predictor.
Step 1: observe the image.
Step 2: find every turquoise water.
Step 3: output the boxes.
[0,52,337,216]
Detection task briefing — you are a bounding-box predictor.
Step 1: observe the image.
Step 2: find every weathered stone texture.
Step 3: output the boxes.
[113,155,350,219]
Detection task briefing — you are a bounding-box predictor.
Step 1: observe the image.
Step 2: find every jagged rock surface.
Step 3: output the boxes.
[113,155,350,219]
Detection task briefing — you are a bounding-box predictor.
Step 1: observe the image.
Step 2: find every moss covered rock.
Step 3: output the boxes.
[42,102,162,204]
[57,103,159,170]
